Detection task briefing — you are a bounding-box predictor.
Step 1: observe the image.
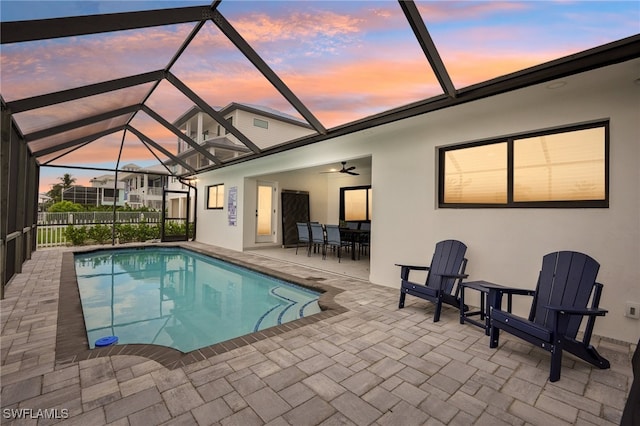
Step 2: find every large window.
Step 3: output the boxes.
[207,184,224,209]
[439,121,608,208]
[340,185,372,221]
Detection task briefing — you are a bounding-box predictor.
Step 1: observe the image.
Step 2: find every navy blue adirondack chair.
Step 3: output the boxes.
[489,251,610,382]
[397,240,469,322]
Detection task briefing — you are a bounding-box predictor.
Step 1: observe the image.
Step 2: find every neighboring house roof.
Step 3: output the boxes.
[90,174,115,182]
[228,103,311,128]
[119,163,169,179]
[200,137,252,153]
[165,137,252,165]
[173,102,312,129]
[121,163,141,171]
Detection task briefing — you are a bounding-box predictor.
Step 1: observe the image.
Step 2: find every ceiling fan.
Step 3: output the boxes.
[322,161,360,176]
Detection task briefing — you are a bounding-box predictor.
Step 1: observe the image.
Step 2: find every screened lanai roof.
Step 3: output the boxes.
[1,1,639,184]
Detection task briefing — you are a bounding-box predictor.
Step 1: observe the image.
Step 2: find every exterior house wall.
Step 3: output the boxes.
[232,110,316,149]
[194,61,640,343]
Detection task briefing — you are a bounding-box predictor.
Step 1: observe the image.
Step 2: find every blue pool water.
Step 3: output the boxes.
[74,247,321,352]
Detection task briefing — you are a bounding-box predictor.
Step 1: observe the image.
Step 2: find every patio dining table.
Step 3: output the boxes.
[339,228,369,261]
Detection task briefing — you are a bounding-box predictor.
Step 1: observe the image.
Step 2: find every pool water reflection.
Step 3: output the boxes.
[74,247,320,353]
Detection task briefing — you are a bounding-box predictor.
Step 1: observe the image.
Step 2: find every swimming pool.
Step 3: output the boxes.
[74,247,321,353]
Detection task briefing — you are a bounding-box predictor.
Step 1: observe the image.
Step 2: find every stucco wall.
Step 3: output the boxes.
[369,64,639,343]
[194,60,640,343]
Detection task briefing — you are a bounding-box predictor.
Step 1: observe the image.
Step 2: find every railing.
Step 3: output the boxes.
[37,211,161,225]
[146,187,163,196]
[37,225,67,248]
[36,212,163,248]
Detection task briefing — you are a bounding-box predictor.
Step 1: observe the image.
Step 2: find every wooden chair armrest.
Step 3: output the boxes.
[396,264,430,281]
[395,264,429,271]
[544,306,608,316]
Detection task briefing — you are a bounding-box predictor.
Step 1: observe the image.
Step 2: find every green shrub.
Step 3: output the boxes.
[116,224,137,243]
[88,224,112,244]
[164,221,185,236]
[49,201,84,212]
[161,221,194,239]
[65,225,88,246]
[137,222,160,241]
[114,223,160,243]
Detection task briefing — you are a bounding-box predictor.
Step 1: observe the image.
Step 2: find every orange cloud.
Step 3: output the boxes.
[37,130,169,168]
[7,0,630,183]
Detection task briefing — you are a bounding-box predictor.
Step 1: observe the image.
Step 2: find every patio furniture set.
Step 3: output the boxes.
[295,221,370,262]
[397,239,611,383]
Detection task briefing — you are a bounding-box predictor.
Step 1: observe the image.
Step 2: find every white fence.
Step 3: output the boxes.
[37,225,68,248]
[37,211,161,225]
[36,211,162,248]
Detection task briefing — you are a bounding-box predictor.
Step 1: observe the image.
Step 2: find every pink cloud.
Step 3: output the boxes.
[1,24,195,101]
[6,0,628,183]
[230,9,363,45]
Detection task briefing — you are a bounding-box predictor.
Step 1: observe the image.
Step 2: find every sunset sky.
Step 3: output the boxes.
[1,1,638,193]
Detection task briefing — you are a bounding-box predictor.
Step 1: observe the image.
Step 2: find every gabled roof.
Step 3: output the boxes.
[173,102,312,129]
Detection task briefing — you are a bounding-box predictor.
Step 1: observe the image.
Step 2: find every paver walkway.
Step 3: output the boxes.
[1,244,634,425]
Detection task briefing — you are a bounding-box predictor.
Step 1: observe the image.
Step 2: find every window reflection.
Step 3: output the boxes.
[207,184,224,209]
[444,143,507,204]
[440,122,607,207]
[514,128,605,202]
[341,186,372,221]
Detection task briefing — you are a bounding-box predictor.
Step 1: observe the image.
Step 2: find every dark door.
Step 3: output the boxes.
[281,190,310,247]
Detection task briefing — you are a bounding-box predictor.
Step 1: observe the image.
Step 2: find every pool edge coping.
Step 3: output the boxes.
[56,243,349,370]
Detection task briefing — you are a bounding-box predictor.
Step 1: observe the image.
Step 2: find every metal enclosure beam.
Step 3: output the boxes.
[141,105,222,166]
[42,163,172,176]
[188,35,640,177]
[31,126,126,157]
[1,6,212,44]
[24,105,141,142]
[138,140,177,177]
[165,72,261,153]
[126,126,196,173]
[7,71,164,114]
[399,0,457,98]
[0,106,11,297]
[211,10,327,135]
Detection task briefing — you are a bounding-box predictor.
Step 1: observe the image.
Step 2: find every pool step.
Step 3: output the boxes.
[270,286,318,323]
[253,287,319,331]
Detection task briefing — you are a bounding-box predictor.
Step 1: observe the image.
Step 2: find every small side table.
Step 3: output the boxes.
[459,280,515,335]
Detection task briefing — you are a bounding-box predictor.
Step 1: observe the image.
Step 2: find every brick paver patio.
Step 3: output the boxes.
[1,243,634,425]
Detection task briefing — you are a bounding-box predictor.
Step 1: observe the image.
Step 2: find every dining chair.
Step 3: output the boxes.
[309,223,325,257]
[324,224,349,262]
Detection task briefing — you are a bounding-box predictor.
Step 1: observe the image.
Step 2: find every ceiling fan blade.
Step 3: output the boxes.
[321,161,358,174]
